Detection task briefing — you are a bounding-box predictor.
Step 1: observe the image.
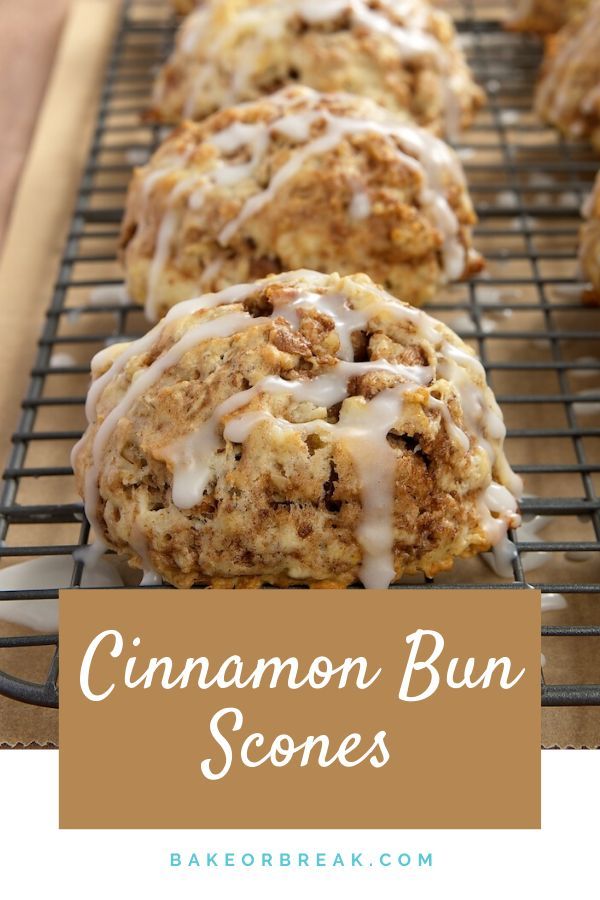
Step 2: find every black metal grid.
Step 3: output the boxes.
[0,0,599,713]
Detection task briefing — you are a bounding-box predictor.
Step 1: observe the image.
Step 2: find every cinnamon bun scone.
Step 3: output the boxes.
[72,270,521,589]
[507,0,591,32]
[172,0,196,13]
[151,0,484,138]
[534,2,600,150]
[122,87,482,320]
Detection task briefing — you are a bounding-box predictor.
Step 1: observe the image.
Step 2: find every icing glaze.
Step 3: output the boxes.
[176,0,469,136]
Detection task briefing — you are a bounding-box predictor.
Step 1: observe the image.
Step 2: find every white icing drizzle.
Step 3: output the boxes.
[200,258,224,286]
[482,497,556,578]
[581,189,595,220]
[78,273,521,588]
[141,92,468,316]
[551,284,585,302]
[483,535,518,579]
[49,352,76,369]
[73,540,108,569]
[449,313,496,335]
[141,570,163,587]
[300,0,437,59]
[476,286,514,319]
[74,307,264,545]
[220,384,423,589]
[437,340,522,500]
[275,290,372,361]
[146,175,200,320]
[496,190,518,209]
[541,593,567,613]
[126,148,151,167]
[89,284,130,306]
[216,110,464,269]
[349,190,371,220]
[572,356,600,376]
[167,359,431,511]
[535,3,600,131]
[0,557,122,632]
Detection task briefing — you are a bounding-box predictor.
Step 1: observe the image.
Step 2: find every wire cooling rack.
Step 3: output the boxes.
[0,0,598,712]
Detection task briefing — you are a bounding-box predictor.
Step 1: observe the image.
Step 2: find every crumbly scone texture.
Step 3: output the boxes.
[150,0,485,136]
[172,0,197,13]
[534,2,600,151]
[507,0,591,32]
[121,88,482,319]
[580,172,600,303]
[73,270,520,589]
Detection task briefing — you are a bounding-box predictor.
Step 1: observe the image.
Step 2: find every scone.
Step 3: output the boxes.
[72,270,522,589]
[507,0,591,32]
[580,173,600,302]
[121,87,483,320]
[534,2,600,151]
[150,0,485,137]
[172,0,197,12]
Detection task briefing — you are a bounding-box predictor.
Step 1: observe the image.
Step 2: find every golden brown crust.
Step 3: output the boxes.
[151,0,484,136]
[534,3,600,150]
[507,0,591,33]
[121,88,482,319]
[581,172,600,302]
[73,271,520,589]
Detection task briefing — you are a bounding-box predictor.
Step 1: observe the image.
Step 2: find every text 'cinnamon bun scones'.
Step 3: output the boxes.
[580,173,600,302]
[507,0,591,32]
[535,1,600,151]
[150,0,484,137]
[121,88,482,320]
[72,270,521,589]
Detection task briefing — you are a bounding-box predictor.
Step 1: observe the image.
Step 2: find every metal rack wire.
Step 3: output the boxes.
[0,0,598,712]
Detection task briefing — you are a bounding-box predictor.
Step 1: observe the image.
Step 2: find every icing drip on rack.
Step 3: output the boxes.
[298,0,437,58]
[75,272,522,588]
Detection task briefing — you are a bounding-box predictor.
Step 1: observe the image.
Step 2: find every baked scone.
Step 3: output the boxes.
[150,0,485,137]
[122,88,482,320]
[172,0,197,13]
[72,270,522,589]
[507,0,591,32]
[534,2,600,150]
[580,173,600,301]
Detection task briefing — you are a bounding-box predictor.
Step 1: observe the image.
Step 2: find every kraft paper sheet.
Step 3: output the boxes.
[0,0,121,748]
[0,0,598,750]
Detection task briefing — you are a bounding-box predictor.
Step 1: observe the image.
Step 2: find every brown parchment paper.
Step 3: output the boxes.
[0,0,121,747]
[0,0,598,749]
[0,0,69,249]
